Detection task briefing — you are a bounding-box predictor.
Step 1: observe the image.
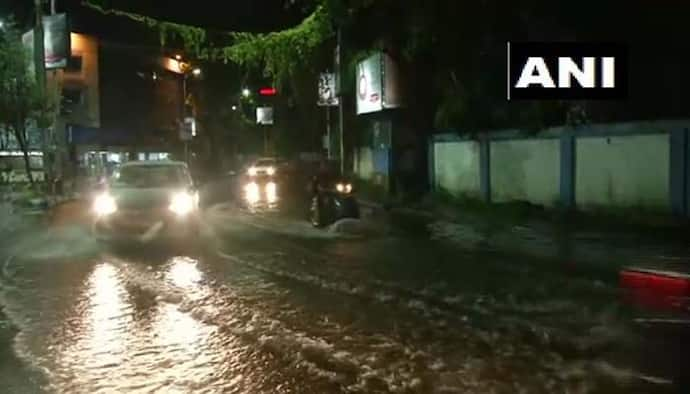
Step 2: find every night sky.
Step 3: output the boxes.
[2,0,311,44]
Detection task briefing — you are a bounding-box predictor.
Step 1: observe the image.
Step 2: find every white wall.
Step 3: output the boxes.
[434,141,480,198]
[576,134,670,211]
[490,139,560,206]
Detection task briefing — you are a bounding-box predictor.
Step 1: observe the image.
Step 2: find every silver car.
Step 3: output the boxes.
[92,160,200,244]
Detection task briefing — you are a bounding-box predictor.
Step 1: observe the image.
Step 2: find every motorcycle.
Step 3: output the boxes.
[309,178,360,227]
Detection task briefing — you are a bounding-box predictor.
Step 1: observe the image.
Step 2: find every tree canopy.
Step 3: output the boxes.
[0,22,52,184]
[82,0,690,134]
[82,0,336,85]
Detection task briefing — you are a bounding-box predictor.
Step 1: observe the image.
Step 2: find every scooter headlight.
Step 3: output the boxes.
[169,191,196,216]
[93,193,117,216]
[336,183,353,194]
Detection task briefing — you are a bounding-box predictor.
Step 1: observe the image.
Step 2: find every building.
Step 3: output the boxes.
[68,40,186,180]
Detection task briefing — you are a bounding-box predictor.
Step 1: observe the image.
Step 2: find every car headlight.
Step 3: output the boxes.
[266,166,275,176]
[247,167,257,176]
[169,191,196,216]
[345,183,353,193]
[93,193,117,216]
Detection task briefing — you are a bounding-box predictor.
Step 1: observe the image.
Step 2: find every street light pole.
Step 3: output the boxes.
[182,74,189,163]
[49,0,65,194]
[337,27,345,175]
[34,0,48,187]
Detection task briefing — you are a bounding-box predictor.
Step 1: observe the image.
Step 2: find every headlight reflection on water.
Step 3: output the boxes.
[168,256,202,289]
[84,263,131,366]
[266,182,277,203]
[49,257,225,392]
[244,181,278,205]
[244,182,260,204]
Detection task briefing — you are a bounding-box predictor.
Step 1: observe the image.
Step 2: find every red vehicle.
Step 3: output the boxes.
[620,267,690,313]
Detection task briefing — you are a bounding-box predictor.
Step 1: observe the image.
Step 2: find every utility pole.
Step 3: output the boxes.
[182,74,189,163]
[325,105,331,159]
[34,0,49,187]
[263,128,269,156]
[49,0,64,194]
[337,27,345,175]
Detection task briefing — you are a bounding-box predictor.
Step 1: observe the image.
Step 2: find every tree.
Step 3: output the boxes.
[0,22,51,187]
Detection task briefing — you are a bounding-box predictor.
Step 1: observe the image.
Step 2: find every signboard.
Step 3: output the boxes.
[256,107,274,125]
[356,53,383,114]
[44,14,70,69]
[179,129,192,141]
[21,30,35,77]
[382,53,403,109]
[21,13,71,71]
[318,73,339,106]
[356,52,404,115]
[179,117,195,141]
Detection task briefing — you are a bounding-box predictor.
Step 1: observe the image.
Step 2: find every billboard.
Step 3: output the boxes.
[317,72,339,106]
[382,53,403,109]
[356,52,404,115]
[356,53,383,114]
[256,107,274,125]
[21,13,71,71]
[44,14,70,69]
[21,30,36,78]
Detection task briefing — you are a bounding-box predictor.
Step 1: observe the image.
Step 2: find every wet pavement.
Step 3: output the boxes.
[0,197,689,393]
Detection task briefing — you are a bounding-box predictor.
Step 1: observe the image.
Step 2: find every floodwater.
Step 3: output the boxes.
[0,202,687,393]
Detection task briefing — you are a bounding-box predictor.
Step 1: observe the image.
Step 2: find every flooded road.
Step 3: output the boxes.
[0,201,687,393]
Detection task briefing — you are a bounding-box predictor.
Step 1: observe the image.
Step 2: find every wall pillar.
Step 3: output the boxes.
[670,128,688,217]
[560,130,576,210]
[479,135,491,202]
[428,138,436,192]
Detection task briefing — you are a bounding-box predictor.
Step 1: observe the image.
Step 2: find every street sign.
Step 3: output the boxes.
[179,117,195,141]
[318,73,339,106]
[256,107,274,125]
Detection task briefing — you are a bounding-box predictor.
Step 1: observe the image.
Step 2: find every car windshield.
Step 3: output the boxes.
[254,159,275,167]
[112,165,189,188]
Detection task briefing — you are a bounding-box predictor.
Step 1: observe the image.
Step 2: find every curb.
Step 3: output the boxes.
[358,199,439,221]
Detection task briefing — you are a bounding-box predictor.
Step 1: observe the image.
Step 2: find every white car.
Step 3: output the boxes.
[92,160,200,243]
[247,157,279,177]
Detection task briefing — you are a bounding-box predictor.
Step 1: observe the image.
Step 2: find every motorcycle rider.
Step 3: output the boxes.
[310,158,338,196]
